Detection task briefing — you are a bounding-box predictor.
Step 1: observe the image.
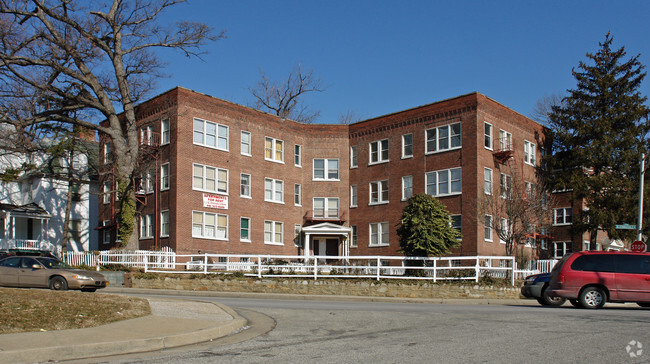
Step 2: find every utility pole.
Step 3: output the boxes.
[638,153,645,241]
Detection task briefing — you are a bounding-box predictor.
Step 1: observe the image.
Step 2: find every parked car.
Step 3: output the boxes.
[0,256,108,292]
[547,251,650,309]
[521,272,566,306]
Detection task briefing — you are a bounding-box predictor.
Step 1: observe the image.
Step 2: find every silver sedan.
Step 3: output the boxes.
[0,256,108,292]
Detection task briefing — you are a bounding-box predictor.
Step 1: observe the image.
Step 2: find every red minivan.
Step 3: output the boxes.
[547,251,650,309]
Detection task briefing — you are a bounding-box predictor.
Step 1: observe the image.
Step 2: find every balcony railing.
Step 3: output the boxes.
[0,238,56,253]
[305,210,346,223]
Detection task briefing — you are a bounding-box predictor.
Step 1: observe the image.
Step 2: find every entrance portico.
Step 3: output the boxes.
[301,222,351,259]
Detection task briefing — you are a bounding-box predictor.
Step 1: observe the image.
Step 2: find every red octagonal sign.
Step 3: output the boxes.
[630,241,647,253]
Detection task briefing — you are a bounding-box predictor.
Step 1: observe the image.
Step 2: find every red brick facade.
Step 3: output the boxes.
[98,87,582,258]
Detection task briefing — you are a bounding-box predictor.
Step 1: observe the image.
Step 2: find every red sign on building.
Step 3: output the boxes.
[203,193,228,209]
[630,241,647,253]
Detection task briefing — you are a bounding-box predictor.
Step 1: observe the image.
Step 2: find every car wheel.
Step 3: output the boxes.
[81,288,97,292]
[49,276,68,291]
[579,286,606,309]
[569,299,582,308]
[536,287,567,306]
[637,302,650,308]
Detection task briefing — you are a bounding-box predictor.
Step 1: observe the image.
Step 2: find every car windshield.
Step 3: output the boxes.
[35,257,70,269]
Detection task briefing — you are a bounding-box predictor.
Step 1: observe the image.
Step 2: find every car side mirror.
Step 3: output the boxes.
[31,264,43,269]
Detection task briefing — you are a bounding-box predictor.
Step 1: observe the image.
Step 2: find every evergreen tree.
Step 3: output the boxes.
[544,32,650,248]
[397,194,461,257]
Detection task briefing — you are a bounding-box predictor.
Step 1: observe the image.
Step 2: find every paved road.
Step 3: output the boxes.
[94,295,650,364]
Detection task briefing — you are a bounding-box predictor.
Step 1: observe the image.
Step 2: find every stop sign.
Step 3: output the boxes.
[630,241,647,253]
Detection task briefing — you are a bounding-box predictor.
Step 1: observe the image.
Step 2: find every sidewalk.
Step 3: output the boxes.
[0,297,247,364]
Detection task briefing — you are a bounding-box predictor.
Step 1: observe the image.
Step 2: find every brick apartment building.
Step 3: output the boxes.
[98,87,588,259]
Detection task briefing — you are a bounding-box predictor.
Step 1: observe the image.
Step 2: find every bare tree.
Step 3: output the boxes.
[338,109,364,125]
[249,64,324,123]
[0,0,223,249]
[530,93,565,125]
[480,163,555,264]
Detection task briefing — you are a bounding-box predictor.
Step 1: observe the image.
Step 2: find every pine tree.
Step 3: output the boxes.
[545,32,650,248]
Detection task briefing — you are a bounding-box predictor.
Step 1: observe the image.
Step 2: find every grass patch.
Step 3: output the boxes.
[0,288,150,334]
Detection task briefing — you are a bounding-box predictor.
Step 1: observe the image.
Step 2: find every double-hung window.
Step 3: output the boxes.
[313,197,339,219]
[103,182,111,204]
[264,220,283,245]
[500,173,512,199]
[193,164,228,194]
[402,176,413,200]
[192,211,228,239]
[425,168,462,196]
[426,122,461,153]
[103,143,111,164]
[484,215,493,242]
[350,225,358,247]
[451,215,462,234]
[369,139,389,164]
[313,158,339,180]
[350,146,358,168]
[350,185,358,207]
[160,211,170,237]
[240,173,251,198]
[265,137,284,162]
[140,214,154,239]
[240,217,251,242]
[499,130,512,151]
[554,208,573,225]
[369,222,389,246]
[161,163,170,191]
[524,140,536,165]
[264,178,284,203]
[484,122,493,149]
[294,184,301,206]
[402,134,413,158]
[161,118,170,145]
[369,180,389,204]
[500,218,508,244]
[193,118,228,150]
[484,168,493,195]
[295,145,302,166]
[241,131,251,156]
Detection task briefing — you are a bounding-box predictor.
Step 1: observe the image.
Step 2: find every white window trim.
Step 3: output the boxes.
[425,122,462,155]
[295,144,302,167]
[369,222,389,247]
[425,167,462,197]
[368,139,389,165]
[499,129,512,151]
[484,122,493,150]
[102,220,111,245]
[193,117,229,151]
[264,177,284,204]
[264,220,284,245]
[103,181,111,204]
[240,217,252,243]
[161,118,170,146]
[294,224,302,247]
[313,197,340,219]
[160,163,170,191]
[369,180,389,205]
[264,136,285,164]
[139,214,154,240]
[350,146,358,169]
[484,167,493,195]
[499,218,508,244]
[192,163,228,195]
[350,225,358,248]
[192,211,229,241]
[402,134,413,159]
[402,175,413,201]
[240,173,251,199]
[294,183,302,206]
[160,210,170,238]
[484,215,493,242]
[241,131,252,157]
[524,140,536,166]
[313,158,340,181]
[350,185,358,208]
[553,207,573,226]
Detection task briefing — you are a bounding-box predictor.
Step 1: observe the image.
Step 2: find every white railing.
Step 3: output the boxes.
[61,247,175,269]
[0,239,57,253]
[62,251,98,266]
[527,259,559,273]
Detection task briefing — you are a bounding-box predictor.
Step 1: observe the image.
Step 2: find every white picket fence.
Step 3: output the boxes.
[62,247,175,269]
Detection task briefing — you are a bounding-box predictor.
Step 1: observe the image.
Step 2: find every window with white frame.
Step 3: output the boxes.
[161,163,170,191]
[369,180,389,204]
[484,215,493,241]
[484,122,493,149]
[241,131,251,156]
[141,125,154,145]
[295,145,302,166]
[369,222,389,246]
[103,142,111,164]
[240,217,251,242]
[484,168,492,195]
[192,211,228,239]
[115,181,120,201]
[500,173,512,199]
[193,164,227,194]
[426,122,461,153]
[103,181,111,204]
[350,225,358,248]
[140,214,154,239]
[240,173,251,198]
[402,175,413,200]
[500,218,508,244]
[524,140,536,165]
[369,139,389,164]
[552,241,572,258]
[402,134,413,158]
[193,118,228,150]
[160,210,170,237]
[264,178,284,203]
[161,118,170,145]
[294,224,302,247]
[350,185,357,207]
[350,146,358,168]
[102,220,111,244]
[264,137,284,162]
[142,170,153,194]
[450,215,462,234]
[294,184,301,206]
[554,208,573,225]
[313,158,339,180]
[425,168,462,197]
[499,130,512,151]
[525,181,533,199]
[264,220,283,245]
[313,197,339,219]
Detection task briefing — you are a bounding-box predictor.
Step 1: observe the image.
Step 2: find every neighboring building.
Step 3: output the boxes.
[98,87,583,259]
[0,135,99,254]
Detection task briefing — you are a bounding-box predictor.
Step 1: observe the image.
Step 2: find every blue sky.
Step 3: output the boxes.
[154,0,650,124]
